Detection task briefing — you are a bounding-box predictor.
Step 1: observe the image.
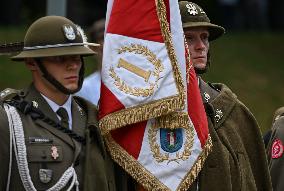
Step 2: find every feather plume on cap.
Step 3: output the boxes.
[76,25,100,52]
[76,25,88,44]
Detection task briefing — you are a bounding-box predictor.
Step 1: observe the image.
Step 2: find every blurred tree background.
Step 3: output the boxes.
[0,0,283,133]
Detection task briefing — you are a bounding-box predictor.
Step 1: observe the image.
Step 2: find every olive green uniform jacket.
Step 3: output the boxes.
[267,114,284,191]
[189,79,272,191]
[0,84,116,190]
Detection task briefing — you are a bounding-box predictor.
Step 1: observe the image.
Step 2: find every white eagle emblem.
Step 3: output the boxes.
[186,3,198,15]
[62,24,76,41]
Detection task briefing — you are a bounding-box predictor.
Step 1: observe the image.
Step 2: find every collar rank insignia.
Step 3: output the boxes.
[272,139,284,159]
[215,109,223,123]
[39,169,53,184]
[32,100,38,108]
[203,92,210,103]
[160,128,183,153]
[77,105,84,116]
[50,146,59,160]
[62,24,76,41]
[186,3,198,15]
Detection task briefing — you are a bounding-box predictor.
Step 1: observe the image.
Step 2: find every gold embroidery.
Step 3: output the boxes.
[100,95,182,135]
[109,44,163,97]
[177,137,213,191]
[104,133,212,191]
[184,36,193,83]
[105,135,170,191]
[148,113,194,163]
[156,0,185,104]
[156,113,190,130]
[118,44,164,80]
[118,58,151,82]
[109,67,155,97]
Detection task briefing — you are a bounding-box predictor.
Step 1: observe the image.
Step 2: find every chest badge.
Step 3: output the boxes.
[39,169,53,184]
[272,139,284,159]
[50,146,59,160]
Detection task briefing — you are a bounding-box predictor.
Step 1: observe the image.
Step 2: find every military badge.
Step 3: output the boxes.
[39,169,53,184]
[186,3,198,15]
[32,100,38,108]
[77,104,84,116]
[160,128,183,153]
[215,109,223,123]
[51,146,59,160]
[203,92,210,103]
[272,139,284,159]
[62,24,76,41]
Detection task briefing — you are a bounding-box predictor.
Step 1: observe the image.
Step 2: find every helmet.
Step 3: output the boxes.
[12,16,100,94]
[179,1,225,41]
[12,16,99,60]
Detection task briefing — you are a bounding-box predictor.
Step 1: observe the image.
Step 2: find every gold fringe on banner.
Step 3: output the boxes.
[105,133,213,191]
[155,112,190,130]
[100,95,183,135]
[155,0,186,104]
[105,135,170,191]
[177,137,213,191]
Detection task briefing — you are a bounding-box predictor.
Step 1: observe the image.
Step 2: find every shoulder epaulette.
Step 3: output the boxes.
[273,107,284,123]
[0,88,20,101]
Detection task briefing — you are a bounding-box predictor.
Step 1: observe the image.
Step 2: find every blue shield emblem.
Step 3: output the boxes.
[160,128,183,153]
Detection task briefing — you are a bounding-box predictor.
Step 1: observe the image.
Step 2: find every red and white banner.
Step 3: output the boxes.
[99,0,211,190]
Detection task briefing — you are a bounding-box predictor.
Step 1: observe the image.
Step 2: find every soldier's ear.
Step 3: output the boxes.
[25,58,37,71]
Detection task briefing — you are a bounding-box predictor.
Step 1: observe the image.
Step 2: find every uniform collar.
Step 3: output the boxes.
[41,94,73,130]
[199,80,237,128]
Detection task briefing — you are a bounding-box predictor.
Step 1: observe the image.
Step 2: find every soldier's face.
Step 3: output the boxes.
[40,55,82,91]
[184,27,209,71]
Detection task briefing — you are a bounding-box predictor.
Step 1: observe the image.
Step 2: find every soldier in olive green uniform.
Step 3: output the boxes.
[179,1,272,191]
[267,107,284,191]
[0,16,116,190]
[263,107,284,147]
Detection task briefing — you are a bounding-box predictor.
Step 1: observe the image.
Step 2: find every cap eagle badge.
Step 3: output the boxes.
[62,24,76,41]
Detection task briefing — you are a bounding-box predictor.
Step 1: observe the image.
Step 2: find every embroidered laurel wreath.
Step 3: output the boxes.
[148,117,195,163]
[109,44,164,97]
